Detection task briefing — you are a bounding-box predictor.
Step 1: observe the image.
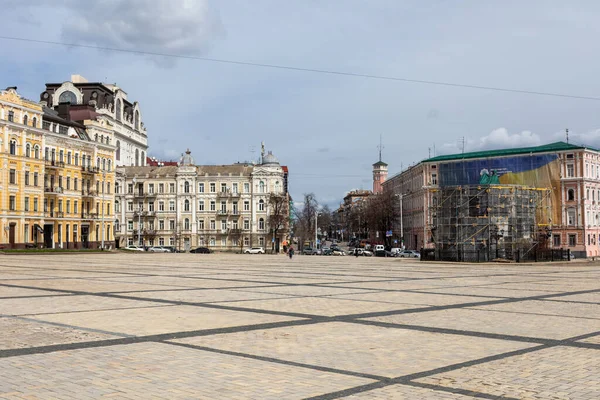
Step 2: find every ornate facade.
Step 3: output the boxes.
[115,149,289,252]
[40,75,148,167]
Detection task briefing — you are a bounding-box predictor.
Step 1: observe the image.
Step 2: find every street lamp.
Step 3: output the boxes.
[101,171,106,250]
[395,194,404,249]
[315,210,322,251]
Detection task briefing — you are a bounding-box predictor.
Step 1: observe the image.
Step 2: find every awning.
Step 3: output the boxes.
[34,224,44,234]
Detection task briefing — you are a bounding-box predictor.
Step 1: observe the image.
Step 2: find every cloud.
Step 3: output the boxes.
[14,0,224,66]
[440,128,543,155]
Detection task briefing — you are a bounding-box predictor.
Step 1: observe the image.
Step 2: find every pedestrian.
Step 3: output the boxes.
[288,247,294,259]
[354,248,359,258]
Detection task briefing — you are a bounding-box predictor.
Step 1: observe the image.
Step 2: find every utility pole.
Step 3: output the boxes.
[566,128,569,144]
[101,171,106,250]
[396,194,404,249]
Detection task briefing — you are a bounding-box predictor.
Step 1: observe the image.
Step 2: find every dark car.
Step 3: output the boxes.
[330,243,341,251]
[190,247,211,254]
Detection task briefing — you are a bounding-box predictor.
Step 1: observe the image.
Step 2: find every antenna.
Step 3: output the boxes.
[566,128,569,144]
[428,147,431,158]
[377,134,384,162]
[433,143,436,157]
[460,137,466,154]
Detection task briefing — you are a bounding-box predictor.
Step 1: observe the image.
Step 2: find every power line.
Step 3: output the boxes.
[1,35,599,101]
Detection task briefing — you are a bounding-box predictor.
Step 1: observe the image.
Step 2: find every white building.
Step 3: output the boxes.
[114,149,289,252]
[40,75,148,167]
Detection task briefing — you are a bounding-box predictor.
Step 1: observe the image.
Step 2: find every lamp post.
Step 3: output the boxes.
[395,194,404,249]
[101,171,106,250]
[314,210,322,251]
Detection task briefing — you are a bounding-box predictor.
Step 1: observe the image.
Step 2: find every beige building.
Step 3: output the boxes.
[115,149,289,252]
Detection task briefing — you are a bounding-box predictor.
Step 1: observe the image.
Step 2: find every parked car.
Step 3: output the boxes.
[390,248,401,256]
[322,247,332,255]
[330,243,341,251]
[332,249,346,256]
[162,246,177,253]
[351,248,373,257]
[244,247,265,254]
[148,246,169,253]
[124,245,145,252]
[302,247,314,255]
[190,247,211,254]
[399,250,421,258]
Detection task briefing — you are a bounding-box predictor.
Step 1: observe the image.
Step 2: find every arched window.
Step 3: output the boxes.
[568,189,575,201]
[115,183,120,194]
[51,148,55,161]
[259,218,265,230]
[34,145,40,159]
[115,99,122,121]
[115,201,120,213]
[23,115,28,126]
[184,181,190,193]
[258,199,265,211]
[184,218,190,230]
[102,159,106,171]
[25,143,31,158]
[135,149,139,166]
[96,157,100,169]
[135,110,140,130]
[115,140,120,161]
[275,181,280,192]
[59,91,77,104]
[259,181,265,193]
[184,199,190,211]
[32,117,37,128]
[9,140,17,155]
[107,160,112,172]
[141,151,145,166]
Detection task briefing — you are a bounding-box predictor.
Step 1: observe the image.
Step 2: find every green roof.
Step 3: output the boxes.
[424,141,595,163]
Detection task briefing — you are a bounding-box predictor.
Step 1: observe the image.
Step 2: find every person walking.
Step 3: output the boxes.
[288,246,294,260]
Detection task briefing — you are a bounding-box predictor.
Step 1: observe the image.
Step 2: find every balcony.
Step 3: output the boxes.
[217,191,230,198]
[45,160,65,169]
[44,211,65,219]
[218,210,229,215]
[230,192,241,198]
[81,166,100,175]
[229,229,242,235]
[45,186,63,194]
[231,210,240,216]
[81,190,97,197]
[143,229,157,236]
[81,212,99,220]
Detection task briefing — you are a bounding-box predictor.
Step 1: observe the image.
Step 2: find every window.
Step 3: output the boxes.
[9,140,17,155]
[198,200,205,211]
[567,189,575,201]
[128,184,133,194]
[23,114,28,126]
[209,238,215,246]
[8,111,14,122]
[210,220,216,230]
[198,183,204,193]
[159,183,164,193]
[24,197,29,212]
[26,144,31,158]
[244,183,250,193]
[34,146,39,159]
[74,201,78,214]
[169,220,175,230]
[431,174,437,185]
[221,183,227,193]
[148,183,154,194]
[25,172,30,186]
[184,181,190,193]
[220,201,227,213]
[221,220,227,231]
[232,220,238,229]
[198,220,205,230]
[259,237,265,246]
[9,196,16,211]
[33,198,38,212]
[67,152,71,165]
[259,181,265,193]
[210,201,216,211]
[116,99,122,121]
[128,202,134,211]
[210,183,216,193]
[568,209,576,226]
[34,172,38,186]
[244,237,250,246]
[66,200,71,214]
[184,218,190,230]
[244,219,250,230]
[567,164,574,178]
[159,238,165,246]
[568,234,577,247]
[159,201,165,211]
[244,201,250,211]
[184,199,190,211]
[169,237,175,246]
[159,220,165,230]
[259,218,265,230]
[169,201,175,211]
[221,238,227,246]
[232,183,238,193]
[232,238,239,247]
[148,201,155,212]
[232,201,238,213]
[128,221,133,231]
[66,177,71,190]
[32,117,37,128]
[170,183,175,193]
[9,169,16,184]
[258,200,265,211]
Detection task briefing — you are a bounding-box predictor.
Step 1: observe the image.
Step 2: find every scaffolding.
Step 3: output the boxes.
[429,185,553,262]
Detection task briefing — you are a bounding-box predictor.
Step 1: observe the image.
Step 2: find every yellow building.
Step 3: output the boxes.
[0,86,115,249]
[0,87,45,248]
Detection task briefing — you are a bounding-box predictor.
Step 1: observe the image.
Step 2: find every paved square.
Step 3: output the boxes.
[0,253,598,399]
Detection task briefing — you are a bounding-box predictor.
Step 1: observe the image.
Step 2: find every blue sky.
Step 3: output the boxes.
[4,1,600,208]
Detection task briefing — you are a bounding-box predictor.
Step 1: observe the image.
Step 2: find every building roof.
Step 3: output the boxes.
[117,164,256,177]
[424,141,593,163]
[373,161,388,167]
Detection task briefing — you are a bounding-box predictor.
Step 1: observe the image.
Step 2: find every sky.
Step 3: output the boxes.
[3,1,600,208]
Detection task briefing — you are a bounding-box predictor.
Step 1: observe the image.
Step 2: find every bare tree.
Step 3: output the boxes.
[268,193,289,253]
[293,193,319,249]
[364,191,400,247]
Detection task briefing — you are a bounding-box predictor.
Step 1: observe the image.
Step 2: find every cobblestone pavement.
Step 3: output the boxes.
[0,254,599,399]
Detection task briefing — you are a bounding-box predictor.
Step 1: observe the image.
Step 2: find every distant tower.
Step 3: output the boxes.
[373,137,388,194]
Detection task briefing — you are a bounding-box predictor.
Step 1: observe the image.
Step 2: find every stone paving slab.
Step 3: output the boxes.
[174,322,535,378]
[416,346,600,400]
[0,317,120,350]
[0,295,163,316]
[410,286,564,298]
[470,299,600,320]
[0,342,373,400]
[364,308,600,340]
[329,290,502,306]
[117,288,295,303]
[344,384,479,399]
[29,304,304,336]
[0,286,63,298]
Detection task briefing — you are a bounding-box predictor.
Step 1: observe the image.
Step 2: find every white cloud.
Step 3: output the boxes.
[439,128,543,155]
